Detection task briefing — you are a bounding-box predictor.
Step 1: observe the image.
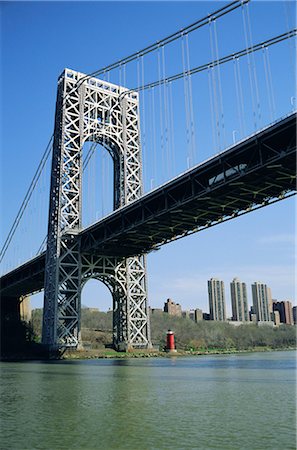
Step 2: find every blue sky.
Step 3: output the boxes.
[1,1,296,314]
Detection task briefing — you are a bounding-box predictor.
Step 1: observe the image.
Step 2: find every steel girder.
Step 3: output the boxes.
[42,69,151,350]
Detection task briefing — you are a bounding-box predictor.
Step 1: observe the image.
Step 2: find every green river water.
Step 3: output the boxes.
[0,350,296,449]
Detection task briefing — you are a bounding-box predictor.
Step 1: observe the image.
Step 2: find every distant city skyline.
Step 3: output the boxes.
[143,297,295,326]
[31,266,295,316]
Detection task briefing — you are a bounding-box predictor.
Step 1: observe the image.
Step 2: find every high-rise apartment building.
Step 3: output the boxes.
[230,278,249,322]
[267,287,273,314]
[293,306,297,325]
[251,282,273,322]
[272,300,294,325]
[208,278,226,321]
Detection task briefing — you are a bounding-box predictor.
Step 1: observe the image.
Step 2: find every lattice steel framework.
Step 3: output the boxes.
[42,68,151,351]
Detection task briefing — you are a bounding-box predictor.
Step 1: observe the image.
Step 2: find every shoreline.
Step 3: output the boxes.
[60,346,297,360]
[1,346,295,362]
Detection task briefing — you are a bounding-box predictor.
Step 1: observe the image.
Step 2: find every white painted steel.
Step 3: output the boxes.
[42,69,151,350]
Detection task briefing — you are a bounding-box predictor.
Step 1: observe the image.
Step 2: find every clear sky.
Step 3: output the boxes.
[1,0,296,315]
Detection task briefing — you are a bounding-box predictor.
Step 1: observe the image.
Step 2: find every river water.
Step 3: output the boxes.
[0,351,295,450]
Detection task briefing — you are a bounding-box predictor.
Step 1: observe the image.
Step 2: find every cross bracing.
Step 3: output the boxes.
[40,69,151,350]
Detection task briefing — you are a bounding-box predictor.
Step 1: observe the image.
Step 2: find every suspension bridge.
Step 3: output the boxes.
[1,0,296,353]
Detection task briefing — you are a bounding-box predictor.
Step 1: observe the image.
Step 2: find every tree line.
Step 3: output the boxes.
[31,308,296,351]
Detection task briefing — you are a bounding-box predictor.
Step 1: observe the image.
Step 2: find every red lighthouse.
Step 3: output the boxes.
[166,330,176,352]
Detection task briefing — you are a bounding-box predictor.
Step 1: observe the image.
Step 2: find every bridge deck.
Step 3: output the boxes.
[1,113,296,298]
[81,113,296,255]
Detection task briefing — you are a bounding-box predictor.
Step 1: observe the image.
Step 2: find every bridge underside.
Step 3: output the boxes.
[81,113,296,256]
[1,113,296,300]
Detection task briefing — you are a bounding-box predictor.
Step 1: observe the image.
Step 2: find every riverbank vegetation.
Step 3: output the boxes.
[30,308,296,354]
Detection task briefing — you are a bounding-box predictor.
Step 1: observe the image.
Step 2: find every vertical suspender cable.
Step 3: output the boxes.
[165,79,172,177]
[166,79,172,177]
[148,86,154,189]
[209,19,221,150]
[141,55,147,187]
[119,63,122,87]
[123,63,126,87]
[283,1,296,79]
[137,54,140,92]
[169,81,176,176]
[233,56,244,138]
[265,47,276,119]
[208,66,217,153]
[182,33,191,167]
[212,65,220,150]
[151,86,157,188]
[185,33,197,165]
[102,78,108,216]
[147,86,153,189]
[242,2,257,130]
[102,69,107,216]
[242,1,261,129]
[101,149,105,218]
[161,46,170,179]
[87,144,91,224]
[92,144,96,223]
[213,19,226,148]
[236,57,246,136]
[91,143,96,224]
[262,46,274,123]
[38,166,42,242]
[158,46,165,182]
[246,2,261,126]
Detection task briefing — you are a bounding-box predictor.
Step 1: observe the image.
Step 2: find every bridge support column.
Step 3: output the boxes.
[0,295,21,323]
[43,68,151,351]
[81,254,151,351]
[113,256,151,350]
[0,295,24,355]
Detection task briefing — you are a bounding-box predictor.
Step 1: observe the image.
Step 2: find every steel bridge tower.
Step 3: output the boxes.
[42,68,152,351]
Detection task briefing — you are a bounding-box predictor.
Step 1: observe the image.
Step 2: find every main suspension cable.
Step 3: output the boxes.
[0,0,250,263]
[77,1,248,85]
[123,30,296,95]
[0,136,53,263]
